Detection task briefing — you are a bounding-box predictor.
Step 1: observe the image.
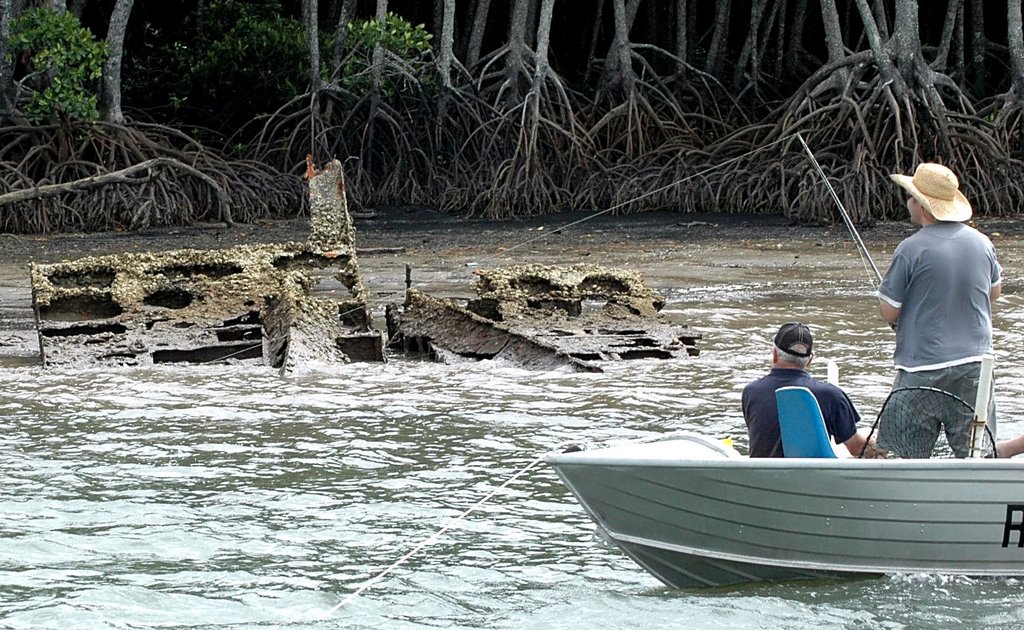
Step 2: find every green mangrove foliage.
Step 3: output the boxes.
[10,8,107,122]
[339,12,433,96]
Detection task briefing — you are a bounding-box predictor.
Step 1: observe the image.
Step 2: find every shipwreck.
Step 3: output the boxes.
[28,162,701,371]
[387,263,701,373]
[29,159,384,369]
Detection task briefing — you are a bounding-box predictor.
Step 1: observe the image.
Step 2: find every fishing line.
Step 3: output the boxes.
[319,451,547,619]
[972,180,1019,204]
[497,133,797,256]
[394,132,846,352]
[795,132,883,290]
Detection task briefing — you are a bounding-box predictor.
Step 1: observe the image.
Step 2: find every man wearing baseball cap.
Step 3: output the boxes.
[878,163,1002,458]
[742,322,877,457]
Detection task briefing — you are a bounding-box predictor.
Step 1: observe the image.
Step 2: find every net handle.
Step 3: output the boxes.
[970,354,995,458]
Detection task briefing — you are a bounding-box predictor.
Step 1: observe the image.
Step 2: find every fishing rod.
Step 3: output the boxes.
[795,132,884,288]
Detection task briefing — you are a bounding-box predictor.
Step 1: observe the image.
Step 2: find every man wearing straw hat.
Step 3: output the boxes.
[877,163,1002,458]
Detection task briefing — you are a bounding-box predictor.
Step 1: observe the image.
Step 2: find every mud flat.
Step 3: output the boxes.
[3,208,1022,368]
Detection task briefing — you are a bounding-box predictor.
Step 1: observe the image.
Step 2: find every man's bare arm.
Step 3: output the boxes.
[879,301,900,325]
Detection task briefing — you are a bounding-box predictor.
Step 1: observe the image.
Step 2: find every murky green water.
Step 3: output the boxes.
[3,262,1024,628]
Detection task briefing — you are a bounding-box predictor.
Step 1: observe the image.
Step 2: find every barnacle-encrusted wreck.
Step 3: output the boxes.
[29,159,384,369]
[29,162,703,371]
[388,263,701,373]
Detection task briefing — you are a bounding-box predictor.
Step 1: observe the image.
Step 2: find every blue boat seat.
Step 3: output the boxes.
[775,386,838,458]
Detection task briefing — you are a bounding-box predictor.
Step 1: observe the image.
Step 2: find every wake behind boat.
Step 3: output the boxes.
[546,433,1024,588]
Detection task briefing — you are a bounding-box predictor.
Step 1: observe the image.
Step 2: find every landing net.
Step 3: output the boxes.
[866,386,995,459]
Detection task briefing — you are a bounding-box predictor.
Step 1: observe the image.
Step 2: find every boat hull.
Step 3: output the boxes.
[614,536,863,588]
[546,436,1024,588]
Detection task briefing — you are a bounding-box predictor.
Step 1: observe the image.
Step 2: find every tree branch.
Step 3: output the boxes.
[0,157,233,226]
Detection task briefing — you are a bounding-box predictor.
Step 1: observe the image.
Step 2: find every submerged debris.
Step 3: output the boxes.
[30,159,384,369]
[390,289,603,372]
[27,163,701,373]
[388,263,701,371]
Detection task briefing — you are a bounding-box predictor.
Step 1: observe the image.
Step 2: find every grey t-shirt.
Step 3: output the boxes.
[877,222,1001,371]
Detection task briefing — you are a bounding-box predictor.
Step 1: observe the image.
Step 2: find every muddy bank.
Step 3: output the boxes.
[0,207,893,266]
[3,207,1023,367]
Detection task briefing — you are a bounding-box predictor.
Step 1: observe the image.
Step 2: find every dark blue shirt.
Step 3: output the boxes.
[741,368,860,457]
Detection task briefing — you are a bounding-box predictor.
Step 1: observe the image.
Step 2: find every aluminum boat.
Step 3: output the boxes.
[545,433,1024,588]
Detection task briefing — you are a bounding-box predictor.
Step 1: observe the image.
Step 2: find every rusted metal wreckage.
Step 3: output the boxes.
[389,264,700,372]
[29,163,701,371]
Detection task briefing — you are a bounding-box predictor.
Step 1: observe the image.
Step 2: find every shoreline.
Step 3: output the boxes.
[6,207,1024,264]
[2,209,1021,367]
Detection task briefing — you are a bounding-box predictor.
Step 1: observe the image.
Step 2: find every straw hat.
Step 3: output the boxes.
[889,163,972,222]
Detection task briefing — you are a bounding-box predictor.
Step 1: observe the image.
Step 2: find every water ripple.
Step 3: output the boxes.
[2,275,1024,628]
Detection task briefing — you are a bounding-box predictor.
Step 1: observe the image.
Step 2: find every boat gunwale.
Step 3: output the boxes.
[545,451,1024,471]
